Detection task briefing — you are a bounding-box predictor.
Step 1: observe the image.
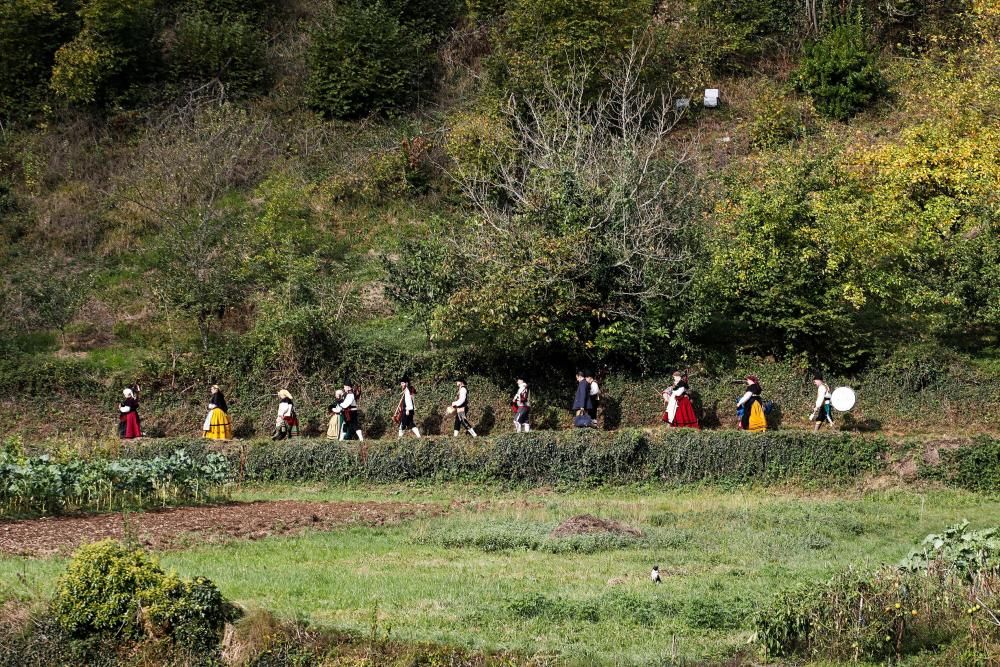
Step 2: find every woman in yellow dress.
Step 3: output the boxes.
[203,385,233,440]
[737,375,767,432]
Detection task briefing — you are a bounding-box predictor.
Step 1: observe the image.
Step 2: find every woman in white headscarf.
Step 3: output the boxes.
[118,387,142,439]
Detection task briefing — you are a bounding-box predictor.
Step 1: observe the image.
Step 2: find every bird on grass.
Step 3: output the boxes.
[651,565,661,584]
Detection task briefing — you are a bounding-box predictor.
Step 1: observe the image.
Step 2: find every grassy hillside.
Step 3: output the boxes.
[0,0,998,440]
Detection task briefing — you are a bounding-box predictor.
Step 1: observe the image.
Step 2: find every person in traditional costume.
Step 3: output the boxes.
[450,379,477,437]
[341,382,364,441]
[327,390,345,440]
[662,371,699,429]
[586,372,601,421]
[273,389,299,440]
[512,377,531,432]
[203,384,233,440]
[811,374,834,431]
[118,387,142,439]
[572,371,593,420]
[737,375,767,432]
[396,378,421,439]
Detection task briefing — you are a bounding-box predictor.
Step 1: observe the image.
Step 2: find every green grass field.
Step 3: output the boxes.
[3,483,999,665]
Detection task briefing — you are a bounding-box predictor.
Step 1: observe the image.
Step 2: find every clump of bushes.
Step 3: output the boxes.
[52,541,240,657]
[754,524,1000,662]
[164,8,269,98]
[795,20,886,120]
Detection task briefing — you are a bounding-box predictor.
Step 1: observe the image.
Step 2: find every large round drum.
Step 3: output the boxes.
[831,386,856,412]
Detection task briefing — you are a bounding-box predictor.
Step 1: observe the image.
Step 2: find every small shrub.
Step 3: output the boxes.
[307,1,435,119]
[795,20,886,120]
[748,84,812,149]
[52,541,238,653]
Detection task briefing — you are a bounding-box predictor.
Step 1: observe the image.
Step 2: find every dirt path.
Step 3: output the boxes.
[0,500,440,558]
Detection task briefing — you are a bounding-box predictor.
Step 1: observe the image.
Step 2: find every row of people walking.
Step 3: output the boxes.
[117,372,838,440]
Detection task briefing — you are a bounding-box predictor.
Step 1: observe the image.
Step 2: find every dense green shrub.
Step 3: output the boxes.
[748,84,812,149]
[165,9,269,98]
[497,0,650,97]
[795,20,886,120]
[52,541,238,654]
[307,1,435,118]
[688,0,796,72]
[921,438,1000,493]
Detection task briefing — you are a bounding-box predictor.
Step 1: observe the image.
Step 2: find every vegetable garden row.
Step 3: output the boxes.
[0,448,229,516]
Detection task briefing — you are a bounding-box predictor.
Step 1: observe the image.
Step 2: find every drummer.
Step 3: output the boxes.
[811,374,834,431]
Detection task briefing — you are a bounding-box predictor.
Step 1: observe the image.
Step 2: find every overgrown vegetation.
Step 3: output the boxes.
[755,522,1000,663]
[0,1,998,438]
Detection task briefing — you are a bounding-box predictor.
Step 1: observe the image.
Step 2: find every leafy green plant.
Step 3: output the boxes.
[795,20,886,120]
[0,449,230,516]
[900,521,1000,576]
[50,0,159,105]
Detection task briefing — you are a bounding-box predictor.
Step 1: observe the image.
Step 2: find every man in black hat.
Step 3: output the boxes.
[450,378,477,437]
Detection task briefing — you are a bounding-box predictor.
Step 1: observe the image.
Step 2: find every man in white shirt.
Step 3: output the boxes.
[397,378,421,439]
[811,375,834,431]
[451,379,477,437]
[585,371,601,421]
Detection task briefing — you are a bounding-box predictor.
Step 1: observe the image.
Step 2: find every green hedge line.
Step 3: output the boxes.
[920,436,1000,493]
[115,429,889,487]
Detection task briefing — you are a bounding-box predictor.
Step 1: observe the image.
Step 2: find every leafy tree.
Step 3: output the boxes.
[686,154,883,366]
[0,0,75,119]
[382,236,457,345]
[437,51,700,363]
[151,210,248,352]
[50,0,159,105]
[307,0,435,119]
[4,261,89,343]
[795,20,886,120]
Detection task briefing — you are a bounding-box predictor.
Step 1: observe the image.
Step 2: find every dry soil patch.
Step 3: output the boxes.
[0,500,438,558]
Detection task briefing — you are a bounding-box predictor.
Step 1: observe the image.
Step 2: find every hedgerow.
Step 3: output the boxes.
[117,429,888,487]
[920,437,1000,493]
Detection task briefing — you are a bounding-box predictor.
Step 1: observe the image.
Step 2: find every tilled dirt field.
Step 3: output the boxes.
[0,500,440,557]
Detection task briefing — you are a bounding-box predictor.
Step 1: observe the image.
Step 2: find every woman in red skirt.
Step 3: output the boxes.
[662,371,699,429]
[118,387,142,439]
